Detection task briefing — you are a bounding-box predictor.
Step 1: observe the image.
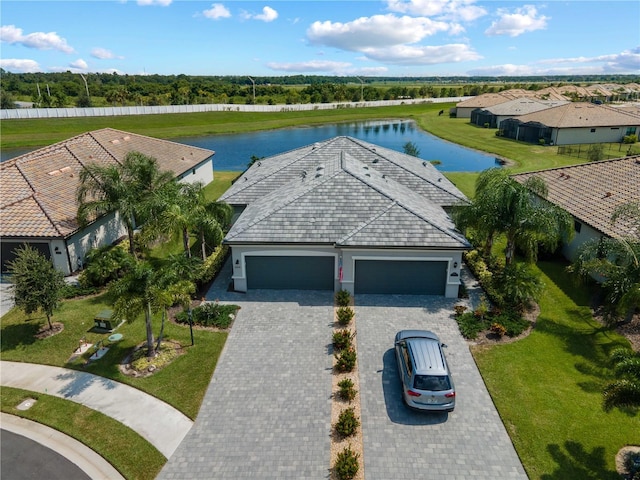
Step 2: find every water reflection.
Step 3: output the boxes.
[1,120,499,172]
[175,120,498,172]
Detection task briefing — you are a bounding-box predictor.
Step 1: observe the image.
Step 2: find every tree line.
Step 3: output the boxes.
[1,70,638,109]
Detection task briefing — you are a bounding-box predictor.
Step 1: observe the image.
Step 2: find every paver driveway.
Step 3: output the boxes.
[160,261,526,479]
[355,294,527,480]
[158,288,335,480]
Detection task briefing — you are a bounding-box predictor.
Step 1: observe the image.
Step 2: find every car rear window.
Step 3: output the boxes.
[414,375,451,391]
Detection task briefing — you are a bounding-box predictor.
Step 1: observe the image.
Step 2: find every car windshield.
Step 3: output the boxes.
[414,375,451,391]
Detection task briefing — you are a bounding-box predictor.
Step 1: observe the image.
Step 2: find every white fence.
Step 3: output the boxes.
[0,97,469,120]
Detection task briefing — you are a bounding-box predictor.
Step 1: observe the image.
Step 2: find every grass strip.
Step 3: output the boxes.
[472,260,639,479]
[1,387,165,480]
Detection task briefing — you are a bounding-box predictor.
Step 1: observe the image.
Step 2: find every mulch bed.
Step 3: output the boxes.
[35,322,64,339]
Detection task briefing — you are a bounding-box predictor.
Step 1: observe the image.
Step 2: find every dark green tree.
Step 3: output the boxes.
[402,141,421,157]
[7,244,66,330]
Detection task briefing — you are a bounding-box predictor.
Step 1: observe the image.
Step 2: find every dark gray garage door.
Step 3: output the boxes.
[246,256,334,290]
[354,260,447,295]
[1,242,51,273]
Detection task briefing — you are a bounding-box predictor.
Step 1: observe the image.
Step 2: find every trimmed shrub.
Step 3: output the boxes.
[335,347,357,373]
[60,283,99,299]
[79,244,134,288]
[334,445,359,480]
[337,378,357,402]
[454,305,468,316]
[335,289,351,307]
[623,134,638,144]
[198,245,229,286]
[490,322,507,337]
[455,311,486,339]
[175,302,239,329]
[335,407,360,438]
[336,306,354,326]
[333,329,354,351]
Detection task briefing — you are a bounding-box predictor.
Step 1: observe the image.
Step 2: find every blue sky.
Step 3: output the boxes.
[1,0,638,77]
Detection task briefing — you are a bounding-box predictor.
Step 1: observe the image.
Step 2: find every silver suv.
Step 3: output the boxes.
[394,330,455,412]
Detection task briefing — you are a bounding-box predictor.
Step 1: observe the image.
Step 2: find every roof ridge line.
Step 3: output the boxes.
[337,202,395,244]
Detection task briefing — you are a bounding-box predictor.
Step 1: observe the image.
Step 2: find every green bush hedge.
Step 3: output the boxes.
[335,407,360,438]
[336,307,354,326]
[175,302,239,329]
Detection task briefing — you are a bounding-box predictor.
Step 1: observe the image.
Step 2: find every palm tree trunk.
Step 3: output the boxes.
[183,228,191,258]
[155,310,166,352]
[505,234,516,265]
[127,225,137,258]
[145,303,155,358]
[200,230,207,261]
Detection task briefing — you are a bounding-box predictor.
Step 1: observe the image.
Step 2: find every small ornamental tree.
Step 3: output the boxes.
[7,244,66,330]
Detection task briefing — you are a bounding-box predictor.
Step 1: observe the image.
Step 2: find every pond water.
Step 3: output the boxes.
[1,120,499,172]
[175,120,498,172]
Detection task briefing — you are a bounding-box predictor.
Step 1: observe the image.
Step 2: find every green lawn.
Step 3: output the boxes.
[1,103,449,149]
[0,292,227,420]
[1,387,165,480]
[473,260,640,479]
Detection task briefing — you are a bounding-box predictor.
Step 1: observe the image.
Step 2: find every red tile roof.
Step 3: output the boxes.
[1,128,213,239]
[512,156,640,238]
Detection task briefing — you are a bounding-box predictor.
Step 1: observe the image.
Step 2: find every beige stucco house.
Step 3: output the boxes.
[1,128,215,275]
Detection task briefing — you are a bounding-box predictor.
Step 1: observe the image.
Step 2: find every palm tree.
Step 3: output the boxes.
[603,347,640,412]
[453,168,574,264]
[145,181,232,260]
[109,259,195,358]
[76,152,173,257]
[572,201,640,321]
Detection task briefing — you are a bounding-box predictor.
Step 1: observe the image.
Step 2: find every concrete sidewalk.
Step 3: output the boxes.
[0,361,193,458]
[1,413,125,480]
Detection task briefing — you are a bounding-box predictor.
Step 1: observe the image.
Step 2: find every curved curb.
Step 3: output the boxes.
[0,361,193,458]
[1,413,125,480]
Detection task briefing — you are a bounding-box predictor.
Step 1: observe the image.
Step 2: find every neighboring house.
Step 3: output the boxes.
[0,128,215,275]
[470,98,569,129]
[512,155,640,261]
[219,136,470,298]
[454,89,567,118]
[500,102,640,145]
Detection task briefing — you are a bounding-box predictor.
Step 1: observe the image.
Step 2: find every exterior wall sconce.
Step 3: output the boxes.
[453,261,458,269]
[234,259,240,267]
[54,246,61,254]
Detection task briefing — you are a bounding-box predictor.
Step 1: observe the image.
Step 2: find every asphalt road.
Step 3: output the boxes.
[1,429,91,480]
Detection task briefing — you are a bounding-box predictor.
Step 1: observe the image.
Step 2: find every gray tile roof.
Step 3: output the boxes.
[220,136,467,207]
[1,128,214,238]
[225,152,470,249]
[512,155,640,239]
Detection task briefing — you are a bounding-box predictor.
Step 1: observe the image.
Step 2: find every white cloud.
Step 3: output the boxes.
[91,47,123,60]
[137,0,172,6]
[386,0,486,22]
[0,25,74,53]
[362,43,482,65]
[242,6,278,22]
[307,14,450,51]
[203,3,231,20]
[468,47,640,75]
[266,59,352,73]
[0,58,41,73]
[485,5,548,37]
[254,6,278,22]
[70,58,89,70]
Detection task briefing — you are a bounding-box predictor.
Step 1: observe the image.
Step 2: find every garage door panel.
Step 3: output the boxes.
[355,260,446,295]
[246,256,334,290]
